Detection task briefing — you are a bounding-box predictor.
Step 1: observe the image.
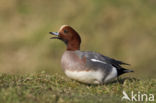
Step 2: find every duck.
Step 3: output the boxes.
[49,25,133,84]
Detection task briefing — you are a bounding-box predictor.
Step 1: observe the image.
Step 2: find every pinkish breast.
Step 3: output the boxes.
[61,51,86,71]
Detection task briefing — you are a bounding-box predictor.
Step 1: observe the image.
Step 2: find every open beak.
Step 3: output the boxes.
[49,32,59,39]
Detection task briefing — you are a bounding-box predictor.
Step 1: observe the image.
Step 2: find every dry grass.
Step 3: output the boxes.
[0,72,155,103]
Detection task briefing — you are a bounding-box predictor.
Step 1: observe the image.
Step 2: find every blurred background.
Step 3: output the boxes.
[0,0,156,79]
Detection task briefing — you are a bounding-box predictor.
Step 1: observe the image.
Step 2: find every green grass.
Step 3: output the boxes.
[0,72,155,103]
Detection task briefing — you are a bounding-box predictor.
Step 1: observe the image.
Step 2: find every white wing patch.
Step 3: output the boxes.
[91,59,106,64]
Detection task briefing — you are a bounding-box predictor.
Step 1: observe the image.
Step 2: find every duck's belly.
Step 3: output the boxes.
[64,70,104,84]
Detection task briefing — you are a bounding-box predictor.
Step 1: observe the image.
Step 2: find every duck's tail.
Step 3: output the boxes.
[117,68,134,76]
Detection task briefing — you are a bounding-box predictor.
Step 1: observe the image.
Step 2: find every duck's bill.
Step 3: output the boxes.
[49,32,59,39]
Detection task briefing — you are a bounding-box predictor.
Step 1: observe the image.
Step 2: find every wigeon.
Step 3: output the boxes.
[50,25,133,84]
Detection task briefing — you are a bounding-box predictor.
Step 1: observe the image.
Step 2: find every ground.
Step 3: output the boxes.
[0,71,155,103]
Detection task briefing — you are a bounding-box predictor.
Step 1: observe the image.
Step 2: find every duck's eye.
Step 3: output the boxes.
[64,30,68,33]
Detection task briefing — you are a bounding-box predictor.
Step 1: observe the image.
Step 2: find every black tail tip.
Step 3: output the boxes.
[117,69,134,76]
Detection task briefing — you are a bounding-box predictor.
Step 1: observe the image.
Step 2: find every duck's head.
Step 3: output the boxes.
[50,25,81,51]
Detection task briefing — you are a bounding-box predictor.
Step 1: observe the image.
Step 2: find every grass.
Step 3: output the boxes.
[0,71,155,103]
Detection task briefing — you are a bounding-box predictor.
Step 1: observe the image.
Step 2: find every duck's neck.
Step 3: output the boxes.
[67,41,80,51]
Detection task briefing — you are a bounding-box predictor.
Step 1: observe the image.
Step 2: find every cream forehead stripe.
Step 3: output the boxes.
[59,25,69,31]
